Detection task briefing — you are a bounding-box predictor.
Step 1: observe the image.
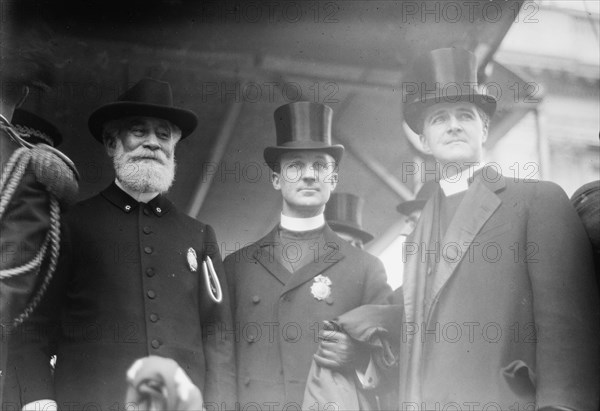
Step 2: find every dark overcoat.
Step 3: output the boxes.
[400,169,600,410]
[8,183,236,410]
[224,224,391,410]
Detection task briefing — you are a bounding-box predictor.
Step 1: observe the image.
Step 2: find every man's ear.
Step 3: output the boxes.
[329,170,338,191]
[419,134,432,155]
[104,136,117,157]
[481,125,488,144]
[272,171,281,191]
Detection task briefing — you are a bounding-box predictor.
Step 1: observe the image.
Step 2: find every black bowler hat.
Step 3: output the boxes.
[325,193,374,244]
[403,47,497,134]
[88,78,198,143]
[397,181,439,216]
[264,102,344,169]
[12,109,63,147]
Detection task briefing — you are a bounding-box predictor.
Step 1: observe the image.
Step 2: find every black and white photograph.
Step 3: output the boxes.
[1,0,599,410]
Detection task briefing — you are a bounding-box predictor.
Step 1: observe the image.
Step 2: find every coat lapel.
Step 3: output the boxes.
[426,174,506,317]
[252,226,291,286]
[280,225,345,295]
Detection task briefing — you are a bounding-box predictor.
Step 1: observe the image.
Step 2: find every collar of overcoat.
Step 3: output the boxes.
[101,182,173,216]
[252,223,346,296]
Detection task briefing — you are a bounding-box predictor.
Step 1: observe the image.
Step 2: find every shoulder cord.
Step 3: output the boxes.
[0,145,62,326]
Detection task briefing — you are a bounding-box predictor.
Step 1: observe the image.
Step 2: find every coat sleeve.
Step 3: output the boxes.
[361,254,393,305]
[527,181,600,409]
[5,215,74,404]
[201,224,237,410]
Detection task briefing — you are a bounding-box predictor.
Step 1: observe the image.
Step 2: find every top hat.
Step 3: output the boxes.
[397,180,439,216]
[403,47,497,134]
[264,102,344,170]
[88,78,198,143]
[571,180,600,249]
[325,192,374,244]
[12,109,63,147]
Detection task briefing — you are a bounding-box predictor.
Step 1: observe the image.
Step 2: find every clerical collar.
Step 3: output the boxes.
[115,179,159,204]
[280,213,325,232]
[440,162,485,196]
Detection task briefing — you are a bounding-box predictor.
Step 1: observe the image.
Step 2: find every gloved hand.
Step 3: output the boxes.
[313,321,370,372]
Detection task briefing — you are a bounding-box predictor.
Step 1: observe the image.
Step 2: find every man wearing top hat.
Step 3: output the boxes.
[325,192,374,249]
[223,102,391,410]
[9,78,236,411]
[395,48,599,409]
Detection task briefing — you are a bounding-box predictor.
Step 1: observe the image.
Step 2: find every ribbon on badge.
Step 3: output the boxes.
[202,255,223,303]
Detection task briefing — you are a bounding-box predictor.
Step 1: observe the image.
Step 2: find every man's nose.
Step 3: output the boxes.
[143,132,161,150]
[302,166,317,181]
[448,115,462,131]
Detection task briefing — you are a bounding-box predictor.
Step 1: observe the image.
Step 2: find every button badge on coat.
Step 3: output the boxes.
[187,247,198,272]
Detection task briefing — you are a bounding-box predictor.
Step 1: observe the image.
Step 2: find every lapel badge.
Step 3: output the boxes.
[311,275,332,301]
[187,248,198,272]
[202,255,223,303]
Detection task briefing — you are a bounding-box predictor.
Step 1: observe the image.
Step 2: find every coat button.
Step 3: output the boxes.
[247,334,256,343]
[124,205,131,212]
[151,339,160,349]
[150,313,159,322]
[156,207,162,214]
[143,208,151,216]
[144,246,153,254]
[282,295,290,302]
[146,268,155,277]
[252,295,260,304]
[147,290,156,299]
[244,377,250,386]
[143,226,152,234]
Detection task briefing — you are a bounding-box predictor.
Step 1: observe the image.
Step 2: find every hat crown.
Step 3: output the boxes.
[325,193,364,228]
[416,48,478,90]
[274,102,333,147]
[119,78,174,106]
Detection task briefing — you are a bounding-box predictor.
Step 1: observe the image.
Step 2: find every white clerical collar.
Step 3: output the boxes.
[115,179,159,204]
[280,213,325,232]
[440,162,485,196]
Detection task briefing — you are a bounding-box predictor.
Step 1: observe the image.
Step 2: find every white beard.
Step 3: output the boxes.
[112,140,176,194]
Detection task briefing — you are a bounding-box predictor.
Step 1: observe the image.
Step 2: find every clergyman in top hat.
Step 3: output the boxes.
[325,192,374,249]
[9,78,236,411]
[396,48,599,409]
[224,101,391,410]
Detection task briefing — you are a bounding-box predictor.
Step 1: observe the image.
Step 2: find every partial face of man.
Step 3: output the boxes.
[272,151,338,218]
[106,116,179,194]
[335,230,364,249]
[419,102,487,168]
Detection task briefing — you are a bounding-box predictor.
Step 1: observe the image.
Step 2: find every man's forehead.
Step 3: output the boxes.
[280,151,333,162]
[424,102,478,117]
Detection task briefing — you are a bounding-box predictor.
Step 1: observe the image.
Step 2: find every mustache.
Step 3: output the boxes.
[125,149,169,165]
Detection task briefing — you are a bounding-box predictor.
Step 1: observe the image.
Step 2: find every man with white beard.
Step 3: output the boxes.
[8,78,236,411]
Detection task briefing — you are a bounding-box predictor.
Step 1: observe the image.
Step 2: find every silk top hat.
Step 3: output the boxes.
[264,102,344,170]
[403,47,497,134]
[325,192,374,243]
[88,78,198,143]
[12,109,63,147]
[397,180,438,216]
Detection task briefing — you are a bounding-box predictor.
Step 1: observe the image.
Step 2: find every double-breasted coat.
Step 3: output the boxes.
[8,183,236,410]
[224,224,391,410]
[400,169,600,410]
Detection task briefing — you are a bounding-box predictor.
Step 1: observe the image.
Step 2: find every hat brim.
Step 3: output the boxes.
[397,200,427,216]
[404,93,496,135]
[88,102,198,143]
[264,145,344,170]
[329,221,374,243]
